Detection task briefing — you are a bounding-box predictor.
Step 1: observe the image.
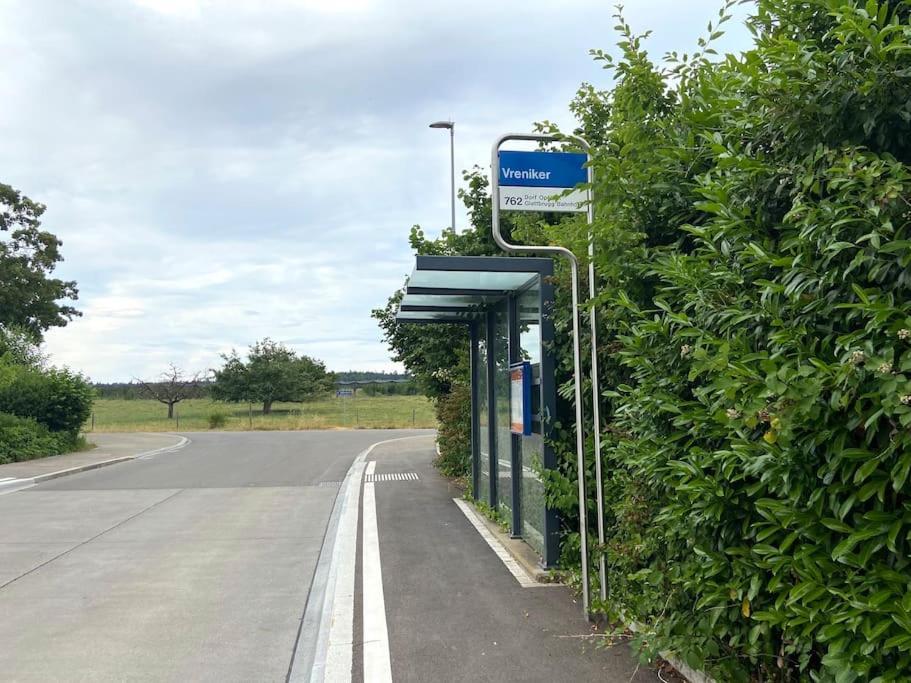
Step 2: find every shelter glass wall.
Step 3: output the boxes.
[518,284,545,555]
[493,301,512,519]
[476,318,490,504]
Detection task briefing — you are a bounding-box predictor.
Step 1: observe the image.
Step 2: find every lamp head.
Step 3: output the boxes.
[429,120,454,129]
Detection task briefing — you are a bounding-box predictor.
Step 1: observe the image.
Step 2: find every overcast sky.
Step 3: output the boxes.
[0,0,753,381]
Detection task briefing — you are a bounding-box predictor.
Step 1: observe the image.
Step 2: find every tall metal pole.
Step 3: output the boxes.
[449,124,456,233]
[430,120,457,233]
[587,170,607,604]
[491,132,595,617]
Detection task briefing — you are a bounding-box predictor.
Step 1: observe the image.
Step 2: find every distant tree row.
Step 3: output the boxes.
[355,381,418,397]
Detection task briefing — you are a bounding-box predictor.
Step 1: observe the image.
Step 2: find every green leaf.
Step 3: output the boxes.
[854,457,881,485]
[891,455,911,491]
[822,518,853,534]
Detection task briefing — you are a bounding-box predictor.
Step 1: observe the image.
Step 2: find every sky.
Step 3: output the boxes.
[0,0,754,382]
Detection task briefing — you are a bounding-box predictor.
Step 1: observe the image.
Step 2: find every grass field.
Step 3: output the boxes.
[86,395,437,432]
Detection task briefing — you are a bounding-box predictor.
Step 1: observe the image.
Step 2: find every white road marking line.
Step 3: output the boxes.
[0,477,16,482]
[0,478,35,496]
[297,434,434,682]
[362,461,393,683]
[136,435,191,459]
[319,459,366,683]
[453,498,549,589]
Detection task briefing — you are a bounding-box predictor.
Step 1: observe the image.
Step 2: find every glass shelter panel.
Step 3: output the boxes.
[518,283,546,556]
[407,269,538,292]
[477,318,490,504]
[493,301,512,519]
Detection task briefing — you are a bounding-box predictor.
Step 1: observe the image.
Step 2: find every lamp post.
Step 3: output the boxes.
[429,120,456,233]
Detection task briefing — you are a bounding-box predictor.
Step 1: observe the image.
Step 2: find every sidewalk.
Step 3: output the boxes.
[0,432,186,484]
[364,435,654,683]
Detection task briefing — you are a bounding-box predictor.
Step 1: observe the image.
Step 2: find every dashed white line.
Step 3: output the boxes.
[365,472,419,482]
[362,461,393,682]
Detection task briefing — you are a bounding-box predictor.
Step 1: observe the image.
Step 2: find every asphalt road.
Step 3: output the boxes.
[0,430,431,682]
[0,430,652,683]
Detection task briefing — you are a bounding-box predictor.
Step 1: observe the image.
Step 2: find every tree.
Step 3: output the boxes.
[0,183,79,337]
[0,325,47,368]
[136,364,206,419]
[211,339,333,414]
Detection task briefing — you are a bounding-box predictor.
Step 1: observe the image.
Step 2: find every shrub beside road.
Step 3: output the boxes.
[0,328,94,464]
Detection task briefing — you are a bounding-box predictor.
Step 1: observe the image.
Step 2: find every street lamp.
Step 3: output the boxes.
[429,120,456,233]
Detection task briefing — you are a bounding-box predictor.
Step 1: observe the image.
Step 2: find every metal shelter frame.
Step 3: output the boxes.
[396,255,562,567]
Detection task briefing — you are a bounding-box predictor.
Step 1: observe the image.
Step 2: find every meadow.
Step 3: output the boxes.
[86,395,437,432]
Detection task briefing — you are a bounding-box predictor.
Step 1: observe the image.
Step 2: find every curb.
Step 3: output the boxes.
[32,455,137,484]
[0,435,190,495]
[464,498,561,584]
[290,434,426,682]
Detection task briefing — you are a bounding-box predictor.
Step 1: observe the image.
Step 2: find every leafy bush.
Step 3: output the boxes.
[534,1,911,680]
[207,412,227,429]
[434,382,472,477]
[378,1,911,679]
[0,362,94,435]
[0,412,69,464]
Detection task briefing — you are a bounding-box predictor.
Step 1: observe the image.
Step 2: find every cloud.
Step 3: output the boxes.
[1,0,753,381]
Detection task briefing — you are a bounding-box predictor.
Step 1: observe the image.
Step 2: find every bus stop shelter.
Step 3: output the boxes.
[396,255,560,567]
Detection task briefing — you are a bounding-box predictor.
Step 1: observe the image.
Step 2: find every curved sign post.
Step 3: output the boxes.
[490,135,606,618]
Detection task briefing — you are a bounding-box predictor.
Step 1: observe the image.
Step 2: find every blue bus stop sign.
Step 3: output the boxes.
[497,150,588,213]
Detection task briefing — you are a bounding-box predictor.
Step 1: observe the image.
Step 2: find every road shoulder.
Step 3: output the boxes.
[0,432,188,489]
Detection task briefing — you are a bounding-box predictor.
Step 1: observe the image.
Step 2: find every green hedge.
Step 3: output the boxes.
[434,382,472,477]
[0,412,72,465]
[0,362,93,435]
[377,1,911,679]
[539,2,911,681]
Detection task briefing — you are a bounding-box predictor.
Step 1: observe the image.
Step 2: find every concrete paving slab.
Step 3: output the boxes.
[0,485,330,682]
[0,542,75,585]
[0,489,181,544]
[0,430,433,682]
[98,486,337,543]
[0,541,322,681]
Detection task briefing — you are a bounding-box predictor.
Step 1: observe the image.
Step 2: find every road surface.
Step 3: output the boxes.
[0,431,651,682]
